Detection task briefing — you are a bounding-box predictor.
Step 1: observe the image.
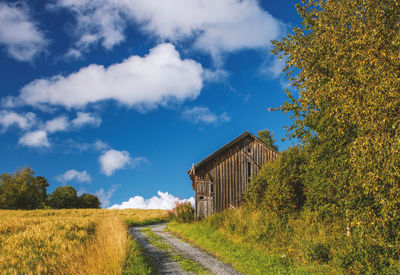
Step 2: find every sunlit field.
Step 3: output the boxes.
[0,209,166,275]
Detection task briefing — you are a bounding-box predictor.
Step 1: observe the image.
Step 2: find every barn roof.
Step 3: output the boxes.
[188,131,278,174]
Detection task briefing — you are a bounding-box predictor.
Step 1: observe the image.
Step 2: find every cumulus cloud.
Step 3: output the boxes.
[0,110,36,131]
[18,130,50,147]
[44,116,69,133]
[53,0,283,60]
[17,43,203,110]
[0,3,48,61]
[43,112,101,133]
[99,149,131,176]
[96,185,118,207]
[50,0,126,52]
[93,139,109,151]
[109,191,195,210]
[71,112,101,127]
[57,169,92,183]
[99,149,147,176]
[182,106,230,125]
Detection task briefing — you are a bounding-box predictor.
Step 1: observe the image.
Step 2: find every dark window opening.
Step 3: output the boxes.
[210,183,213,193]
[248,148,251,153]
[199,196,204,200]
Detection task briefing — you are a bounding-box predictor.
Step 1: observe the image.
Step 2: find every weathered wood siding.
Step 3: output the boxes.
[194,136,278,218]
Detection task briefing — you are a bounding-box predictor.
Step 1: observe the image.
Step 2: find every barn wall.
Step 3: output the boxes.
[195,136,278,217]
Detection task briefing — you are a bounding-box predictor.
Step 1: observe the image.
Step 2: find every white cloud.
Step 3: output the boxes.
[99,149,130,176]
[93,139,109,151]
[44,116,69,133]
[52,0,126,52]
[109,191,195,210]
[0,3,48,61]
[71,112,101,127]
[18,43,203,110]
[57,169,92,183]
[18,130,50,147]
[259,56,286,79]
[53,0,283,59]
[99,149,147,176]
[43,112,101,133]
[62,138,109,153]
[182,106,230,125]
[96,185,118,207]
[0,110,36,131]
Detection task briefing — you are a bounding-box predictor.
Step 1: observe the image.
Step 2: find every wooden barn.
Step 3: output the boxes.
[188,131,278,219]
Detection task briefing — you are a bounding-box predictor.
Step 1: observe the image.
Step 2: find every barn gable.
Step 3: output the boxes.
[188,131,278,219]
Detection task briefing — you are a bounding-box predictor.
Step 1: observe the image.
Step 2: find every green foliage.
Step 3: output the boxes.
[269,0,400,271]
[0,168,49,209]
[77,193,101,209]
[246,146,306,216]
[48,185,78,209]
[257,129,279,151]
[0,168,100,210]
[167,201,194,223]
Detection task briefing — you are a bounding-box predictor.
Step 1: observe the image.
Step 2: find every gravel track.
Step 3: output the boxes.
[130,223,242,275]
[129,226,186,274]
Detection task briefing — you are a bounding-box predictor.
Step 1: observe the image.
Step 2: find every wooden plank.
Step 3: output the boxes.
[220,158,223,211]
[219,158,222,211]
[236,145,240,205]
[233,148,236,206]
[228,150,231,207]
[225,153,228,209]
[228,152,231,208]
[236,147,239,206]
[240,143,244,204]
[221,157,223,210]
[216,160,219,212]
[224,156,227,210]
[230,149,235,208]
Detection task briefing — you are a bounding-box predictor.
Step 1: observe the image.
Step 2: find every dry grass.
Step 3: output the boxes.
[0,209,166,275]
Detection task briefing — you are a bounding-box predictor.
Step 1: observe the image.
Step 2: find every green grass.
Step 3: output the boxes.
[167,221,333,275]
[124,217,167,227]
[123,235,157,275]
[140,227,212,275]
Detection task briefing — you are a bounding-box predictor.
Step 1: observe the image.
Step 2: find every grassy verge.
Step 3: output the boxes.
[140,227,212,275]
[123,235,157,275]
[167,221,333,275]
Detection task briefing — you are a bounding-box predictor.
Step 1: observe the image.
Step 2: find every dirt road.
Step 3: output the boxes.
[129,224,242,275]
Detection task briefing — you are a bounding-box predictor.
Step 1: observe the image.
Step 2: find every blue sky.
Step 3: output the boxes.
[0,0,301,208]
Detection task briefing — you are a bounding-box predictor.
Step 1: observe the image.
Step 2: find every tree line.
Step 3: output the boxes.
[0,167,100,209]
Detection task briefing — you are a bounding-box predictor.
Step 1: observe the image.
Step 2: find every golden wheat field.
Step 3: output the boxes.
[0,209,166,275]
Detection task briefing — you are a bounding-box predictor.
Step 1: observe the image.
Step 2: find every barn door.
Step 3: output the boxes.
[196,180,214,219]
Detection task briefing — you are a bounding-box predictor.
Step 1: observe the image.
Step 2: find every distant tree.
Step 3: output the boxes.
[48,186,78,209]
[34,176,49,207]
[0,168,49,209]
[77,194,101,209]
[0,173,17,209]
[257,129,278,151]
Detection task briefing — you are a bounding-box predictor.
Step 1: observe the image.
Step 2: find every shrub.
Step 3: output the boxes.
[246,146,306,216]
[167,201,194,223]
